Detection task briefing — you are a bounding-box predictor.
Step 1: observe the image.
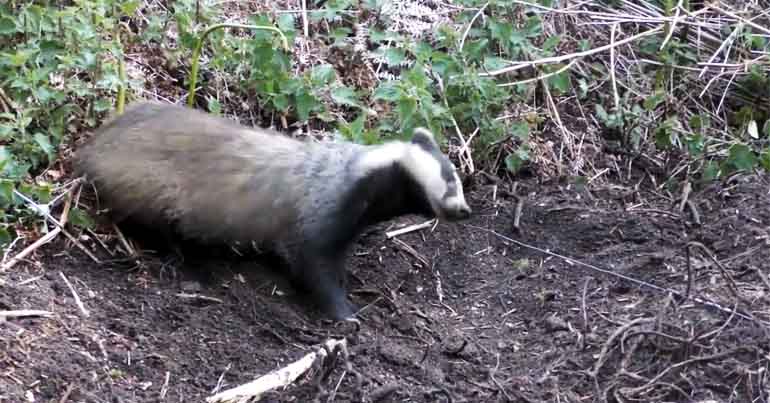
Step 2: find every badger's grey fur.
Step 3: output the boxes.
[75,101,471,320]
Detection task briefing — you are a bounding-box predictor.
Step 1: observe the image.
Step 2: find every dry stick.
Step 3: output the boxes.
[59,271,90,318]
[678,181,692,212]
[581,278,591,333]
[539,75,571,171]
[590,317,655,377]
[684,244,693,302]
[687,241,754,312]
[300,0,309,37]
[58,383,75,403]
[685,199,701,225]
[160,371,171,400]
[175,293,224,304]
[754,266,770,294]
[512,195,523,231]
[1,229,60,272]
[713,5,770,36]
[498,59,577,87]
[0,310,54,319]
[610,23,621,110]
[391,238,429,268]
[455,127,479,167]
[385,219,436,239]
[458,1,489,51]
[1,235,24,264]
[659,0,684,50]
[622,347,753,395]
[85,228,115,256]
[206,338,347,403]
[112,223,135,256]
[1,186,76,271]
[479,25,665,77]
[11,186,99,264]
[435,74,474,174]
[467,225,761,324]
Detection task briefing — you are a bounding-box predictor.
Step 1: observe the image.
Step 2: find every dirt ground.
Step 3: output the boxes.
[2,172,769,403]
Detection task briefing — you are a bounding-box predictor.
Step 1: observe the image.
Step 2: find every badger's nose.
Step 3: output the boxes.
[458,204,472,219]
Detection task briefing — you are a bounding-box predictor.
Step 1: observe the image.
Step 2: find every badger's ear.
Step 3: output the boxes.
[411,127,439,150]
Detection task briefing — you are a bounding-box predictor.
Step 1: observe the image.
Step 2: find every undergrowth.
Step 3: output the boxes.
[0,0,768,249]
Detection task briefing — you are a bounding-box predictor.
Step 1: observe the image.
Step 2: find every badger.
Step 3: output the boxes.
[74,101,471,320]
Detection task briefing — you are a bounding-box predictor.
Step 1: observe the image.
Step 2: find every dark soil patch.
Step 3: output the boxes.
[2,176,769,403]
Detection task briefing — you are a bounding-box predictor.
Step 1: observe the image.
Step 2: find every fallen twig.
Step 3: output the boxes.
[206,338,348,403]
[0,310,54,319]
[113,223,136,256]
[175,293,224,304]
[386,219,436,239]
[59,271,90,318]
[1,227,62,271]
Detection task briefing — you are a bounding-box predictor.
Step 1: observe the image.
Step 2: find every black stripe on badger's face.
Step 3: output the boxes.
[408,128,471,221]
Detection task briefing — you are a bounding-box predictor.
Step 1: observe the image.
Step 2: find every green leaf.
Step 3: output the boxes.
[5,49,35,67]
[511,121,530,141]
[295,90,319,121]
[505,147,530,174]
[483,56,509,71]
[726,143,757,171]
[330,86,360,108]
[120,1,141,15]
[413,41,434,63]
[0,124,13,139]
[68,207,96,230]
[0,180,13,208]
[0,16,18,35]
[276,13,297,38]
[689,114,710,131]
[595,104,609,123]
[373,81,400,102]
[273,94,290,111]
[330,27,351,45]
[462,38,488,61]
[0,226,10,247]
[643,91,666,111]
[207,97,222,115]
[701,160,720,182]
[759,149,770,171]
[542,35,561,53]
[382,47,406,66]
[547,69,570,94]
[396,97,417,123]
[524,16,543,37]
[310,64,336,86]
[34,132,55,163]
[93,98,113,112]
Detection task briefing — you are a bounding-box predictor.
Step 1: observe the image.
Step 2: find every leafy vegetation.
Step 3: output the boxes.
[0,1,142,245]
[1,0,768,249]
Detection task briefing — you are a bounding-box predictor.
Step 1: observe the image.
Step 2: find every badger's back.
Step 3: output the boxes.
[75,101,353,244]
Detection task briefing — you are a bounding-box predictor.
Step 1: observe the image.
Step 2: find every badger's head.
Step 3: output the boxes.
[400,128,472,221]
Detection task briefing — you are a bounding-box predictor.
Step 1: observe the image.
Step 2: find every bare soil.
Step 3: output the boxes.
[2,174,769,403]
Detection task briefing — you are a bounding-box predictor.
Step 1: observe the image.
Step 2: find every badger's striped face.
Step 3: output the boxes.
[405,128,472,221]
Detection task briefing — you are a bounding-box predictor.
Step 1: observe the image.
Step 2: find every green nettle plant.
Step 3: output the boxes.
[0,1,142,245]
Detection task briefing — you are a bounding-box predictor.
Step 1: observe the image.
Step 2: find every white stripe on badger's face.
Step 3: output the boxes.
[406,146,449,205]
[403,145,471,220]
[356,142,409,176]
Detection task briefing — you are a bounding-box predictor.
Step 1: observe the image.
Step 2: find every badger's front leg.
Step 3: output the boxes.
[291,249,356,321]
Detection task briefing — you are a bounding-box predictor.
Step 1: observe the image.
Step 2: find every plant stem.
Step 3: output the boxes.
[186,23,289,107]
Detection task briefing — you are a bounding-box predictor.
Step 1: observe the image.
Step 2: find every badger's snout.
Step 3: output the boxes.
[441,198,472,221]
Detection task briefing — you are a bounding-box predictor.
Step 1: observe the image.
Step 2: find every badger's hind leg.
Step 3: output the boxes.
[289,248,356,321]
